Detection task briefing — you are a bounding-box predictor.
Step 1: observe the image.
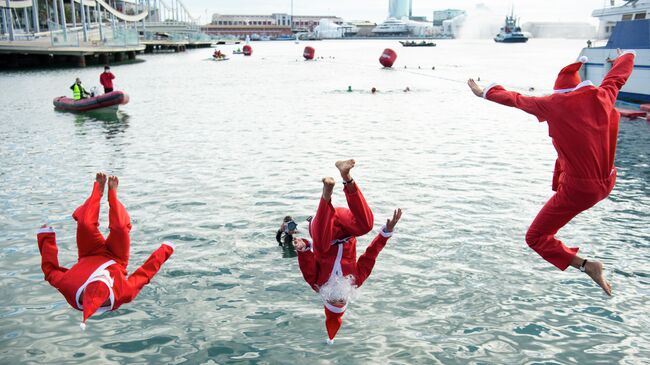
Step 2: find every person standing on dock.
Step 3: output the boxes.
[70,78,90,100]
[36,173,175,329]
[293,159,402,343]
[467,48,636,296]
[100,66,116,94]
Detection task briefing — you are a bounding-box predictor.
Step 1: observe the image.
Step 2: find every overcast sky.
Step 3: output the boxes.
[185,0,612,24]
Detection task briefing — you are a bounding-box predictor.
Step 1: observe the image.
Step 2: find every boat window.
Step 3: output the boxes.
[622,14,633,20]
[634,12,646,20]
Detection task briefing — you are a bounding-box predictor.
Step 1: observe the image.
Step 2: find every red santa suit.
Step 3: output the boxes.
[482,51,635,270]
[297,182,393,342]
[37,181,174,328]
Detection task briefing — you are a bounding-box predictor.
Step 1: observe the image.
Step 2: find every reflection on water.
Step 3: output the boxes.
[280,242,297,259]
[71,111,130,139]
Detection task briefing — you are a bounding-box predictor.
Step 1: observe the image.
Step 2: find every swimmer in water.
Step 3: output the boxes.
[276,216,298,246]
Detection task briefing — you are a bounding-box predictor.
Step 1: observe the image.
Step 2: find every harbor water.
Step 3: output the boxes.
[0,39,649,364]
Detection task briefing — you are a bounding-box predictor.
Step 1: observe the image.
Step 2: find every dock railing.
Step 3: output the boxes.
[105,26,140,47]
[49,21,81,47]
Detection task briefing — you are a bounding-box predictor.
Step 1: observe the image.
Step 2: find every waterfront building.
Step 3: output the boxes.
[204,13,344,38]
[389,0,412,20]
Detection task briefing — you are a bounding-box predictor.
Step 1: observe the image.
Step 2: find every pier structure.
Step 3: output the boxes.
[0,0,214,68]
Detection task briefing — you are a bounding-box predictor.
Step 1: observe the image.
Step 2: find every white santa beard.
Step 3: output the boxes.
[319,274,359,304]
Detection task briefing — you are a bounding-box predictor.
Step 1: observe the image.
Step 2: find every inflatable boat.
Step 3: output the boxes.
[53,91,129,112]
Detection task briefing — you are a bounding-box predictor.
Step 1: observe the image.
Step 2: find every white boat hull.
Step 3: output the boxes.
[579,47,650,103]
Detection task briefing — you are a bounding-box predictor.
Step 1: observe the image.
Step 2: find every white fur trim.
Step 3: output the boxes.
[324,301,347,313]
[482,83,498,99]
[379,225,393,238]
[622,50,636,57]
[553,80,594,94]
[161,242,175,251]
[327,339,334,345]
[37,226,55,234]
[80,322,87,331]
[579,56,588,63]
[75,260,116,312]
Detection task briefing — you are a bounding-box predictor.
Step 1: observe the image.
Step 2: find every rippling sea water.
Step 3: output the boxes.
[0,39,649,364]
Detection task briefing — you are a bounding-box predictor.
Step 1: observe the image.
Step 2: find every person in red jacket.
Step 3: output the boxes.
[467,48,636,296]
[37,172,174,329]
[293,159,402,343]
[99,66,115,94]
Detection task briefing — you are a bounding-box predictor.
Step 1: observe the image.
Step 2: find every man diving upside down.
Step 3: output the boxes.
[37,173,175,329]
[293,159,402,343]
[468,48,636,296]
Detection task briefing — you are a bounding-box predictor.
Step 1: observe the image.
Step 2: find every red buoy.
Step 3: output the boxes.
[243,45,253,56]
[303,46,315,60]
[379,48,397,68]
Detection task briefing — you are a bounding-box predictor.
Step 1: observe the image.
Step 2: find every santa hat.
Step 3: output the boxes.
[324,303,346,344]
[553,56,588,93]
[80,281,109,330]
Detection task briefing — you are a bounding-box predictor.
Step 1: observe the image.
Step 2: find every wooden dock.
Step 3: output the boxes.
[0,39,145,68]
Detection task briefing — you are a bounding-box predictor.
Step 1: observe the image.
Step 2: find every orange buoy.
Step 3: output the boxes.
[379,48,397,68]
[303,46,315,60]
[243,45,253,56]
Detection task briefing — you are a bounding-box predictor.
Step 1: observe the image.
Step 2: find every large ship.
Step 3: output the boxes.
[372,18,409,35]
[494,12,529,43]
[578,0,650,103]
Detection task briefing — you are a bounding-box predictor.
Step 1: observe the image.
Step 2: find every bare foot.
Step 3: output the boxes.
[107,175,119,191]
[322,177,335,201]
[96,172,107,195]
[335,159,355,181]
[585,260,612,296]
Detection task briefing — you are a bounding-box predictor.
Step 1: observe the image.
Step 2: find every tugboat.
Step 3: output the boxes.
[494,11,529,43]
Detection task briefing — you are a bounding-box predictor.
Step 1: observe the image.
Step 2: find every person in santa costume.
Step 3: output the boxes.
[467,48,636,296]
[37,173,175,329]
[293,159,402,343]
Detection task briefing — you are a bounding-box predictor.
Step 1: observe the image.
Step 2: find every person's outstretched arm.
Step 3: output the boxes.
[600,49,635,103]
[294,238,319,291]
[356,209,402,287]
[37,225,68,286]
[468,78,550,122]
[121,243,174,303]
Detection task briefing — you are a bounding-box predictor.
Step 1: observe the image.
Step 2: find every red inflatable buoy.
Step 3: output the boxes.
[379,48,397,68]
[243,45,252,56]
[303,46,315,60]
